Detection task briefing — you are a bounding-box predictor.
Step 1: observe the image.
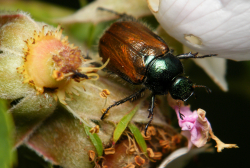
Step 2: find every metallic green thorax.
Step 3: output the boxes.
[144,53,183,95]
[144,53,194,100]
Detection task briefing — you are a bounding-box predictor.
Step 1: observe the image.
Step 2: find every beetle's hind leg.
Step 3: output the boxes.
[144,95,156,136]
[101,87,146,120]
[97,7,124,17]
[176,52,217,59]
[97,7,135,21]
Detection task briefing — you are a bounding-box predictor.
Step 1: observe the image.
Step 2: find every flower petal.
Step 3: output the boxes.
[158,145,213,168]
[65,77,168,127]
[174,107,211,149]
[148,0,250,61]
[192,56,228,91]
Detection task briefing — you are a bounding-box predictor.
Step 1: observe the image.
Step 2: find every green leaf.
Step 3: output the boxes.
[128,123,148,157]
[84,125,103,157]
[0,99,16,168]
[113,105,139,143]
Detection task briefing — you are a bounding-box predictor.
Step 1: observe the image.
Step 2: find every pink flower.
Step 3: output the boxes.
[173,106,238,152]
[174,106,210,149]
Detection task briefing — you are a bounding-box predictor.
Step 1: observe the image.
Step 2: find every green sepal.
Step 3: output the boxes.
[84,125,103,157]
[113,105,139,143]
[128,123,148,157]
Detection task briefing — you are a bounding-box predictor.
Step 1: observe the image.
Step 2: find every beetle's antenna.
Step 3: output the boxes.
[193,85,212,93]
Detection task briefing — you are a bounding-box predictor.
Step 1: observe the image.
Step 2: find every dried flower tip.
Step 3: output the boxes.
[151,152,162,160]
[90,125,100,134]
[141,130,151,140]
[99,89,110,98]
[104,147,115,155]
[148,126,156,136]
[123,163,135,168]
[209,129,239,152]
[134,155,145,166]
[88,150,96,161]
[146,148,154,158]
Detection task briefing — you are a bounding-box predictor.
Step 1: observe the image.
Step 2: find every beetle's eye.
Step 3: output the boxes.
[169,77,194,101]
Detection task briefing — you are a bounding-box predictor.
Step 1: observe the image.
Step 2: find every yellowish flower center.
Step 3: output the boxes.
[17,25,108,105]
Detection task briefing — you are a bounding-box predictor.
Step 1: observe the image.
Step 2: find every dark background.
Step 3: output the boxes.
[4,0,250,167]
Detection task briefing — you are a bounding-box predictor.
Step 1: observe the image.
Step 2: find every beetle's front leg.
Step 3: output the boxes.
[144,94,155,136]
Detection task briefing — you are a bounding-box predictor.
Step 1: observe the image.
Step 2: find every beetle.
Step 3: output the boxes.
[98,7,216,134]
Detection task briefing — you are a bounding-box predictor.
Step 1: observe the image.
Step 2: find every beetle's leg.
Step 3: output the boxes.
[178,105,185,120]
[97,7,130,18]
[97,7,135,20]
[177,52,217,59]
[144,94,155,136]
[101,87,146,120]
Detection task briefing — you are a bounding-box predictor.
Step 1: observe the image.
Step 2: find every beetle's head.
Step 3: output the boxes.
[169,76,211,101]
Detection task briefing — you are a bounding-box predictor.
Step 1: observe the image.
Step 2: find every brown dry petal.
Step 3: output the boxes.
[88,150,95,161]
[104,147,115,155]
[134,155,145,166]
[89,125,100,134]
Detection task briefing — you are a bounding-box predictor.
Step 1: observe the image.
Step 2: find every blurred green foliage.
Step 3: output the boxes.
[0,99,16,168]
